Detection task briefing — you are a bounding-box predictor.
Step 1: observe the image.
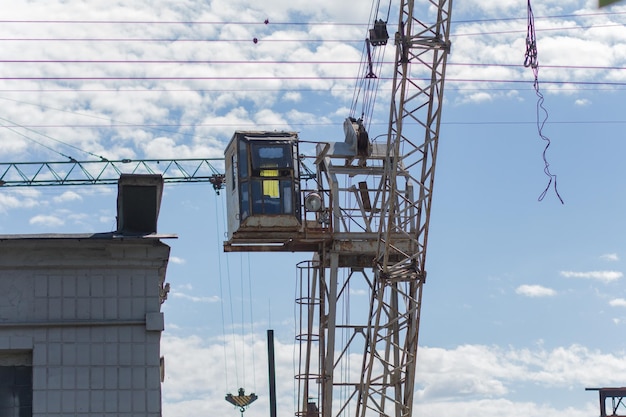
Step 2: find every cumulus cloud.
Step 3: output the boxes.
[52,191,82,203]
[169,256,186,265]
[601,253,619,262]
[446,3,626,103]
[171,291,220,303]
[349,287,367,296]
[574,98,591,106]
[29,214,64,227]
[516,284,557,297]
[161,334,626,417]
[560,270,623,283]
[0,190,41,213]
[609,298,626,307]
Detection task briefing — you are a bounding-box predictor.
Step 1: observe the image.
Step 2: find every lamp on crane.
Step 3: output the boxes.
[304,192,323,212]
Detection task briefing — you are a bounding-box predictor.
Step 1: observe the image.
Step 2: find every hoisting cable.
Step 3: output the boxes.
[349,0,390,130]
[245,253,257,392]
[240,253,247,387]
[215,192,237,391]
[524,0,564,204]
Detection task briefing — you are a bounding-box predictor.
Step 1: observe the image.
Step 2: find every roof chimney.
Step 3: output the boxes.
[116,174,164,235]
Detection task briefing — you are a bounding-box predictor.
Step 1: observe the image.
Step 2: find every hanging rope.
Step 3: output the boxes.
[245,252,258,392]
[525,0,564,204]
[215,192,236,389]
[349,0,392,130]
[232,252,260,393]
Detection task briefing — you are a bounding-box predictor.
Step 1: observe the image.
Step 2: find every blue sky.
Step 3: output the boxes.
[2,0,626,416]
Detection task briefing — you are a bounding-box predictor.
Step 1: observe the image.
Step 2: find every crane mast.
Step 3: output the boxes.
[364,0,452,415]
[297,1,453,416]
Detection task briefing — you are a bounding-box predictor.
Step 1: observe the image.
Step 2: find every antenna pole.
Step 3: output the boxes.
[267,329,277,417]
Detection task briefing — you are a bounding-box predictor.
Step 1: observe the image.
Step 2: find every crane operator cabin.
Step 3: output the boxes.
[224,131,303,243]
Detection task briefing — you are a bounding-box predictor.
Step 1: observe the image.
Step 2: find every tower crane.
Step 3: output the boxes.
[224,0,453,416]
[2,0,453,415]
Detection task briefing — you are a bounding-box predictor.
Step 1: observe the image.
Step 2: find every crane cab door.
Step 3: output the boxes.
[225,132,301,242]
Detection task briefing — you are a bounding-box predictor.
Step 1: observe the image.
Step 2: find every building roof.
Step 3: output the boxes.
[0,232,177,240]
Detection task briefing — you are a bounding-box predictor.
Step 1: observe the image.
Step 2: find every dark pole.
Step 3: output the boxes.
[267,329,277,417]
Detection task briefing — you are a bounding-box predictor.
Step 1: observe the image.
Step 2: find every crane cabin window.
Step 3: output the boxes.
[237,139,298,218]
[250,142,293,171]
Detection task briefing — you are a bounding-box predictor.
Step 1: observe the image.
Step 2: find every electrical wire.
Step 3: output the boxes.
[3,76,626,89]
[0,20,622,43]
[1,84,624,93]
[0,115,109,161]
[0,10,624,26]
[453,10,626,24]
[525,0,564,204]
[453,22,626,38]
[1,60,626,73]
[0,120,75,160]
[1,10,625,165]
[5,119,626,130]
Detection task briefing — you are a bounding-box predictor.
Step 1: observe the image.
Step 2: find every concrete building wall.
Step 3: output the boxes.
[0,237,170,417]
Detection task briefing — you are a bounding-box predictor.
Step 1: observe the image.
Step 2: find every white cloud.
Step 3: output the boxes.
[516,284,557,297]
[0,189,41,213]
[29,214,64,227]
[446,4,626,103]
[609,298,626,307]
[161,333,626,417]
[560,270,623,283]
[286,109,331,126]
[171,291,220,303]
[169,256,186,265]
[283,91,302,102]
[349,288,367,296]
[417,399,595,417]
[601,253,619,261]
[176,283,193,291]
[98,215,113,224]
[52,190,82,203]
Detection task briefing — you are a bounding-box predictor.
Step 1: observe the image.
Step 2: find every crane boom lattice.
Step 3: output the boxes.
[294,1,453,416]
[0,158,225,191]
[361,1,452,416]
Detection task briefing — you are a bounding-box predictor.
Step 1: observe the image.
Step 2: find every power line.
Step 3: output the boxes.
[6,120,626,129]
[0,59,365,64]
[454,22,626,38]
[0,20,623,43]
[0,59,624,73]
[0,22,620,43]
[452,10,626,24]
[0,85,623,93]
[0,10,624,25]
[1,75,625,87]
[0,19,365,26]
[0,37,362,43]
